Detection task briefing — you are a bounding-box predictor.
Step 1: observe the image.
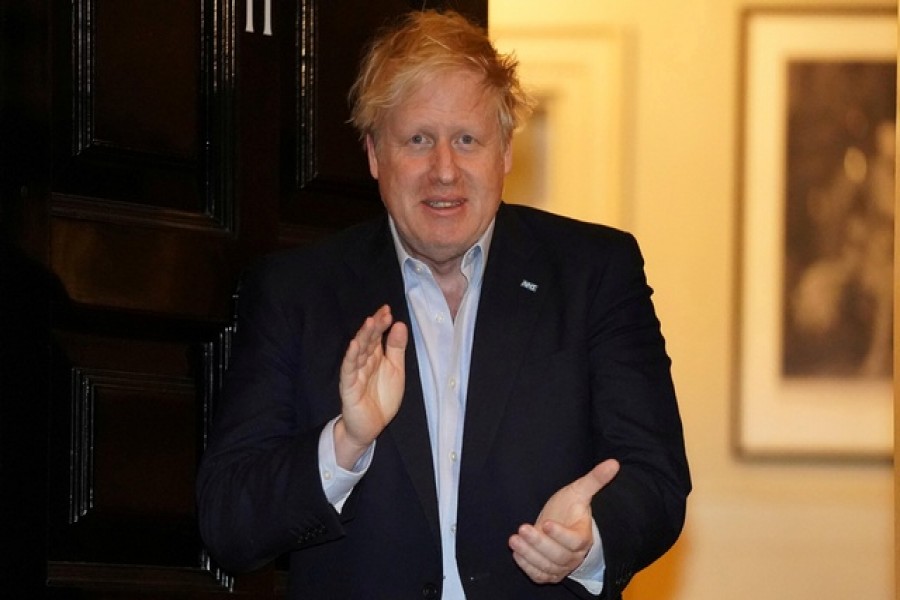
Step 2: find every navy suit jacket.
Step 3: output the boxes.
[196,203,690,599]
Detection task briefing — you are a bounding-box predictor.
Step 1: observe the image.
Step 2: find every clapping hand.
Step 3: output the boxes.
[334,305,408,469]
[509,459,620,584]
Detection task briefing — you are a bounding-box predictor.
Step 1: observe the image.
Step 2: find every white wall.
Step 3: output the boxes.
[489,1,895,599]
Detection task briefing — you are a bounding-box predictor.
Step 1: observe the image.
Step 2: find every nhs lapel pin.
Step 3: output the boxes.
[520,279,538,293]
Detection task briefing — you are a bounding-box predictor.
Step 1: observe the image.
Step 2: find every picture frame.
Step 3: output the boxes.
[490,26,626,228]
[735,7,895,460]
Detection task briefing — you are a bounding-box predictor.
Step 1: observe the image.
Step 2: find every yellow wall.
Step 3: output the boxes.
[489,1,895,599]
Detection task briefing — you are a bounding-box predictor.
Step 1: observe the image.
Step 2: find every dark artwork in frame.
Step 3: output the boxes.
[782,60,895,381]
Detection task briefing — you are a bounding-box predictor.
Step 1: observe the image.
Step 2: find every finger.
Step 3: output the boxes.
[373,304,393,329]
[359,312,383,350]
[511,549,560,584]
[568,458,620,500]
[540,519,592,554]
[510,525,570,575]
[341,337,360,375]
[510,531,553,577]
[355,306,392,361]
[341,308,387,379]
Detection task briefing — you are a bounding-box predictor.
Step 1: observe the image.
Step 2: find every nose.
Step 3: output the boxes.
[431,141,459,185]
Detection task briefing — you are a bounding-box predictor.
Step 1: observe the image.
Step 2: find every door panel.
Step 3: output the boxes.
[50,0,236,320]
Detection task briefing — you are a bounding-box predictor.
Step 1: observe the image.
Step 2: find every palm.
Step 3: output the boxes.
[338,305,408,452]
[342,334,404,433]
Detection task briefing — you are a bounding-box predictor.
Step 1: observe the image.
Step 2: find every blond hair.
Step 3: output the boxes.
[348,10,534,145]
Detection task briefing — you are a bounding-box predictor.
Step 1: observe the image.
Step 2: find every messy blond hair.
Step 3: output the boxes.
[348,10,534,146]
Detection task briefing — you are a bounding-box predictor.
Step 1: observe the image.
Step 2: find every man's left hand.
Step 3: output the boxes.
[508,459,620,584]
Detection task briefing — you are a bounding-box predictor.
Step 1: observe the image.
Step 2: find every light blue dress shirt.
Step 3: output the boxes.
[317,218,605,598]
[390,218,488,598]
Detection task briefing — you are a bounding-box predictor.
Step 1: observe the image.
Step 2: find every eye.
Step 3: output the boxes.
[410,133,429,145]
[458,134,476,145]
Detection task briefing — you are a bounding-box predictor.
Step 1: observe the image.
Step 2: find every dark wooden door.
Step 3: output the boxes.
[0,0,486,597]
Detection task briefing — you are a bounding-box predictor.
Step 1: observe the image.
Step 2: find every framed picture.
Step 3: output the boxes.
[735,7,895,460]
[490,26,626,227]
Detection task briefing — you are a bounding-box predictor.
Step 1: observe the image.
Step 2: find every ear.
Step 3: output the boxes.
[502,138,513,175]
[365,134,379,179]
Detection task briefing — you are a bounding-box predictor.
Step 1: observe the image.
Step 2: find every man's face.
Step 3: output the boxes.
[366,69,512,271]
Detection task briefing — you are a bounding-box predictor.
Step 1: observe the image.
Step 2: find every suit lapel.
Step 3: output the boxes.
[461,206,551,490]
[339,218,442,546]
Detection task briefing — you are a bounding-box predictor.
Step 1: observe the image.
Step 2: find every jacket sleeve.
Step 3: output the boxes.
[586,232,691,598]
[195,261,346,573]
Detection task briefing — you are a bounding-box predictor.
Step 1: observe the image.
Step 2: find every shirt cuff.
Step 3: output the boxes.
[567,518,606,595]
[318,417,375,512]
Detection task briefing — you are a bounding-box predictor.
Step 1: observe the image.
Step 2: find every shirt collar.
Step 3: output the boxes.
[388,216,495,281]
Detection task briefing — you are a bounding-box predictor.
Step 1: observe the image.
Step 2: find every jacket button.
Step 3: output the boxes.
[421,583,438,598]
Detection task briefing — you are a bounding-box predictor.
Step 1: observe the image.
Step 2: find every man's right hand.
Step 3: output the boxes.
[335,305,408,469]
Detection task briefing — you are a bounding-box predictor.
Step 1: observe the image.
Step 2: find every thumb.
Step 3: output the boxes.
[570,458,620,500]
[384,320,408,362]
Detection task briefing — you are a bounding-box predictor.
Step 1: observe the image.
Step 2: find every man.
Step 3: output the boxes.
[197,9,690,599]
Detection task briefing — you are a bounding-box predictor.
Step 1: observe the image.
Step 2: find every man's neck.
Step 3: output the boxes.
[432,267,468,320]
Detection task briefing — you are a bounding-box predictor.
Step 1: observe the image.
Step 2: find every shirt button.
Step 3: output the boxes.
[448,377,457,389]
[322,470,332,481]
[435,313,444,324]
[450,523,457,534]
[449,451,458,462]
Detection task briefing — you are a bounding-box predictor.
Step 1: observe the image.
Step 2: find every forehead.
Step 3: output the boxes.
[385,69,500,127]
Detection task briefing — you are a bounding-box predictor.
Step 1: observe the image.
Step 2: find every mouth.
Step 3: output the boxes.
[424,198,464,209]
